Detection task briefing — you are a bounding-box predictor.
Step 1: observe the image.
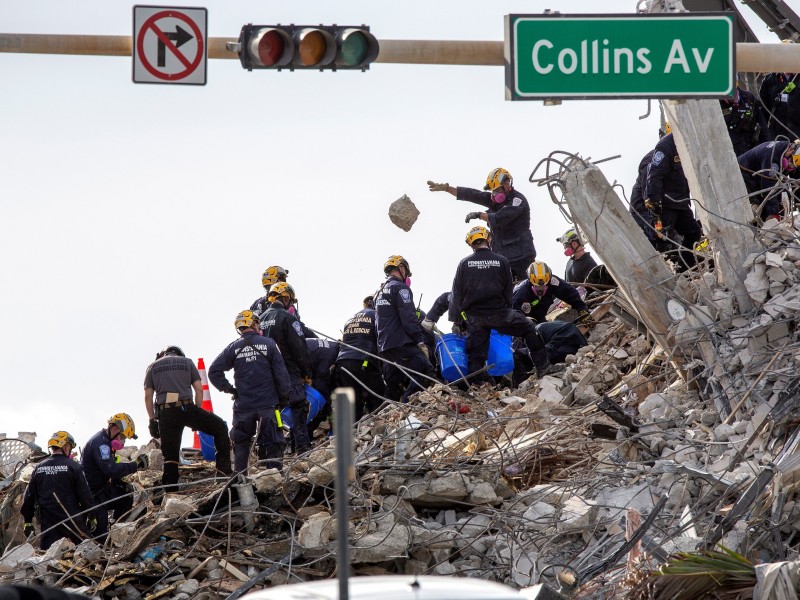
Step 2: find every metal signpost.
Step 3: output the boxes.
[505,14,735,100]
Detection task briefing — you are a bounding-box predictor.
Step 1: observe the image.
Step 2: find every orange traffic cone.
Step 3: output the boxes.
[197,358,215,413]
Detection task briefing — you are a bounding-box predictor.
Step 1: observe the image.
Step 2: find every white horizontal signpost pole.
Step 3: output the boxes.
[504,13,735,100]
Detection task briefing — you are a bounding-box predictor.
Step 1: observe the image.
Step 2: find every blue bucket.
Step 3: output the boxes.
[435,333,468,382]
[280,384,326,429]
[198,432,216,461]
[487,330,514,375]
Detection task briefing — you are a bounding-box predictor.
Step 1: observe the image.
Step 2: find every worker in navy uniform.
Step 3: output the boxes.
[759,72,800,140]
[20,431,97,550]
[720,85,769,155]
[375,255,432,402]
[250,266,316,338]
[209,310,291,473]
[144,345,231,491]
[738,140,800,221]
[81,413,147,542]
[305,337,340,438]
[512,261,591,325]
[643,132,702,271]
[450,227,558,381]
[428,167,536,281]
[511,322,588,386]
[557,228,599,285]
[259,282,315,454]
[335,296,385,420]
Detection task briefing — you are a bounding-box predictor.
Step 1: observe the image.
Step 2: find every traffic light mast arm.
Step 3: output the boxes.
[0,33,798,71]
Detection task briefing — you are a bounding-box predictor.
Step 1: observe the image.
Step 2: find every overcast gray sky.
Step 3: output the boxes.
[0,0,775,452]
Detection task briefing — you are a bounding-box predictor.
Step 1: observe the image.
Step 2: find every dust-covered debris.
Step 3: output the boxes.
[388,194,420,231]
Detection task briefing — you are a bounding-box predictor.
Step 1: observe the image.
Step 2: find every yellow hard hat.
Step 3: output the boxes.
[384,255,412,276]
[108,413,137,440]
[235,309,258,331]
[527,261,552,287]
[465,225,490,246]
[484,167,512,191]
[48,431,76,450]
[261,265,289,288]
[269,281,296,300]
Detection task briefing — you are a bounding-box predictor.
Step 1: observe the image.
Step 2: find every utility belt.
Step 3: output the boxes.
[157,394,195,415]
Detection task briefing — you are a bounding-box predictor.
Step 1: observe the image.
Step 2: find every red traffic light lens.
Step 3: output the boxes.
[298,30,328,66]
[258,30,285,67]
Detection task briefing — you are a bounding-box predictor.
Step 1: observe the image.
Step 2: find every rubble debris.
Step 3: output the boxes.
[5,219,800,598]
[388,194,420,231]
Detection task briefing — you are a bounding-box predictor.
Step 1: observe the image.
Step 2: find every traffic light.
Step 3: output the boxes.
[235,24,379,71]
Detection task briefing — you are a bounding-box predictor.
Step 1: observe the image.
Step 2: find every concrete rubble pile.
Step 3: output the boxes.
[2,224,800,599]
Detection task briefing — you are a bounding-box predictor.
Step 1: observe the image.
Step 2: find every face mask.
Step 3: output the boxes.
[491,192,506,204]
[287,305,296,315]
[111,438,125,452]
[564,246,575,257]
[405,277,412,287]
[532,284,548,297]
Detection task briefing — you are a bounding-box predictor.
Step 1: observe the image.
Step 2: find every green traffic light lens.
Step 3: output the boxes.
[299,31,327,66]
[258,30,285,66]
[340,31,368,66]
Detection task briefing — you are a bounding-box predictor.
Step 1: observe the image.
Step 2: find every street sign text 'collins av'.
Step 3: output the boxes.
[505,13,735,100]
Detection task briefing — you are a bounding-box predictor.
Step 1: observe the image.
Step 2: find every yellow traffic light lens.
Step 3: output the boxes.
[340,31,368,66]
[299,30,327,66]
[257,30,286,66]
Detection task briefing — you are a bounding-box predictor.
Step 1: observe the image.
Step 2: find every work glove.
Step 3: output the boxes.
[86,516,97,533]
[420,318,435,332]
[644,197,662,216]
[465,211,482,223]
[417,343,430,361]
[578,309,593,325]
[135,454,150,470]
[23,523,34,539]
[452,321,467,336]
[427,180,449,192]
[303,376,313,386]
[148,418,160,439]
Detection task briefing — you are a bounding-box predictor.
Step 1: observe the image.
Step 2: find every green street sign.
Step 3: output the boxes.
[505,13,735,100]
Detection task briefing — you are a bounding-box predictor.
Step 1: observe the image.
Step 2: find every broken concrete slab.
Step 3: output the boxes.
[388,194,420,232]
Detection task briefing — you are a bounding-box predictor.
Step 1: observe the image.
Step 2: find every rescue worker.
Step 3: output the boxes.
[251,266,316,338]
[335,296,386,420]
[557,228,598,285]
[144,345,232,491]
[375,255,432,402]
[643,131,702,271]
[305,337,340,438]
[759,72,800,140]
[511,322,588,386]
[450,227,558,381]
[81,414,148,542]
[512,261,591,326]
[209,310,291,473]
[20,431,96,550]
[738,139,800,221]
[427,168,536,280]
[259,282,315,454]
[421,292,464,334]
[720,84,769,155]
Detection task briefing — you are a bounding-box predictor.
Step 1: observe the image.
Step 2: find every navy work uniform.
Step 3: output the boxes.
[738,140,797,220]
[375,277,431,402]
[305,338,340,436]
[720,88,769,155]
[336,305,386,420]
[209,330,291,473]
[260,301,314,452]
[643,133,702,270]
[20,454,96,549]
[81,430,138,542]
[759,73,800,140]
[457,187,536,280]
[449,247,550,378]
[512,275,588,325]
